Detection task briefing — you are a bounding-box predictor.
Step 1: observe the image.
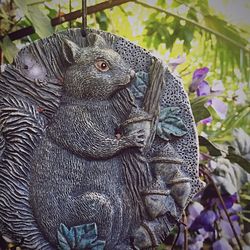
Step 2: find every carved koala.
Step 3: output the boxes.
[29,33,144,249]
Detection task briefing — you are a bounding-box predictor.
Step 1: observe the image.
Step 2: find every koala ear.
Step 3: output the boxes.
[87,33,107,49]
[62,39,81,64]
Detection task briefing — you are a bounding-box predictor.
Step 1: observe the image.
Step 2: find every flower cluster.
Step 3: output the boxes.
[190,67,228,124]
[176,187,242,250]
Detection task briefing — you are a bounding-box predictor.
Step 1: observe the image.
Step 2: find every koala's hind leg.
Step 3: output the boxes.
[68,192,117,245]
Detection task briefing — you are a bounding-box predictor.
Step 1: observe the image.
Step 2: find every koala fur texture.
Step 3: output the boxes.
[29,34,146,249]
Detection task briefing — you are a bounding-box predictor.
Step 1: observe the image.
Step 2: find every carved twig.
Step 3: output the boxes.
[142,58,165,149]
[143,58,165,115]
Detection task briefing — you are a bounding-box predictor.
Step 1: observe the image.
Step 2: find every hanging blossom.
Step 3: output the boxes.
[213,238,233,250]
[168,55,186,72]
[234,83,247,105]
[189,67,228,124]
[176,186,242,249]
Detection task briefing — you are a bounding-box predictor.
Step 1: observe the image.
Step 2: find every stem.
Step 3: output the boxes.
[171,223,181,250]
[201,169,243,250]
[0,48,3,66]
[69,0,72,28]
[183,212,188,250]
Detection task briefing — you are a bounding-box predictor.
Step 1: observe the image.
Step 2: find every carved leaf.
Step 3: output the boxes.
[58,223,105,250]
[58,224,71,250]
[157,107,188,141]
[130,71,149,100]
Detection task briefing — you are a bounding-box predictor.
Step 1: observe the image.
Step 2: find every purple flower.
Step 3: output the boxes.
[209,193,237,210]
[187,202,204,227]
[210,98,228,119]
[220,203,242,221]
[188,202,204,218]
[220,219,241,239]
[197,81,211,97]
[213,238,233,250]
[190,67,209,92]
[190,67,228,122]
[190,209,217,232]
[235,85,246,105]
[189,240,203,250]
[211,80,225,93]
[230,203,242,213]
[201,116,212,124]
[198,228,214,241]
[218,193,237,209]
[168,55,186,71]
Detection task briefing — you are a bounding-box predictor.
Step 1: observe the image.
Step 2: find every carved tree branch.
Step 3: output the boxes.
[142,58,165,149]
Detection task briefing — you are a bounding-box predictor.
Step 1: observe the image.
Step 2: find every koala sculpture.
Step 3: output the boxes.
[29,34,147,249]
[0,29,200,250]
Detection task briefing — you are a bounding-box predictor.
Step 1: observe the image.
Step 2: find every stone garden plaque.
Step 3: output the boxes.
[0,29,203,249]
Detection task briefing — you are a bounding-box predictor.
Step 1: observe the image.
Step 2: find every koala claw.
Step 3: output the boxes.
[125,129,146,148]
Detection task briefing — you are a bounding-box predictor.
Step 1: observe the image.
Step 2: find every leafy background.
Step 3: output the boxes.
[0,0,249,249]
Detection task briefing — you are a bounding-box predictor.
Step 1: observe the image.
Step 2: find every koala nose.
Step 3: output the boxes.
[130,69,136,79]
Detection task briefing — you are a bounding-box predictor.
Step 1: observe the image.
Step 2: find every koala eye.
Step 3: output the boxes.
[95,60,110,72]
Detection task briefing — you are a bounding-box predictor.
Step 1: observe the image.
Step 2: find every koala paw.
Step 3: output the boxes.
[123,129,146,149]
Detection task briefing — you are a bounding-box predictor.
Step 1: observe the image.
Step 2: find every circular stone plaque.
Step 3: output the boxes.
[0,29,203,249]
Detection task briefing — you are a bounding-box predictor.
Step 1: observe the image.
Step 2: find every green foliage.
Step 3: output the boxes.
[227,146,250,173]
[144,12,195,52]
[198,136,222,157]
[0,36,18,63]
[13,0,53,38]
[95,11,110,31]
[137,0,250,83]
[190,95,212,123]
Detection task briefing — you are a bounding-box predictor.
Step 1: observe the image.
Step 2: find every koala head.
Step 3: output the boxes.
[62,33,135,100]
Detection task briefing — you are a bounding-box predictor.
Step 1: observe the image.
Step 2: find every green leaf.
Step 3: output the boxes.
[191,96,212,122]
[239,214,250,224]
[241,195,250,201]
[157,107,188,141]
[157,0,167,8]
[226,146,250,173]
[14,0,28,17]
[231,128,250,161]
[26,5,53,38]
[26,0,44,5]
[96,11,109,31]
[212,157,250,195]
[215,107,250,139]
[0,36,19,63]
[198,136,222,157]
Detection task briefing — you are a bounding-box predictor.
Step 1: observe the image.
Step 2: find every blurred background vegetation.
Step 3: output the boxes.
[0,0,249,249]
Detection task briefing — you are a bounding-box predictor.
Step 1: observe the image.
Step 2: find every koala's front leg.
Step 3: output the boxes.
[47,111,145,159]
[77,126,145,159]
